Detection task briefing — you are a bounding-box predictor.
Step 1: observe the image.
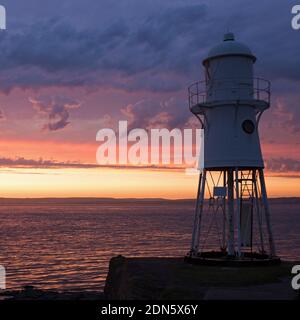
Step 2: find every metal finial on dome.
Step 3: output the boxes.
[224,32,235,41]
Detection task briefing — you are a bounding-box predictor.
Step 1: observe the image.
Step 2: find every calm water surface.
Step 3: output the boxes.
[0,199,299,291]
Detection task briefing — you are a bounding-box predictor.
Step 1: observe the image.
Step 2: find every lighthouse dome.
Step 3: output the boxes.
[203,33,256,65]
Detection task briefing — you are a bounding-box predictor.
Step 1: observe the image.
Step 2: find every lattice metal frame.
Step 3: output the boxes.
[190,168,276,259]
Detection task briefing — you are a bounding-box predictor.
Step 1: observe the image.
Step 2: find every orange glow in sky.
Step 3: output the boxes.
[0,167,299,199]
[0,135,299,199]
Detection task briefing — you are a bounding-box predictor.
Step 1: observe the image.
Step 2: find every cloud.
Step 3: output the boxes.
[0,108,5,121]
[29,95,81,131]
[0,4,208,93]
[265,158,300,172]
[272,97,300,134]
[0,1,298,98]
[0,0,299,155]
[0,156,299,176]
[0,157,96,169]
[121,97,196,130]
[261,96,300,140]
[0,156,183,171]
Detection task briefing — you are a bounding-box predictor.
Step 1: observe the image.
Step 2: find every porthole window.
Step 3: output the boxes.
[242,120,255,134]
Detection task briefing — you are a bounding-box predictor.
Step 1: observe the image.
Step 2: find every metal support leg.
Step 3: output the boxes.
[259,169,276,256]
[222,170,227,250]
[253,169,265,253]
[191,170,206,254]
[227,169,235,256]
[235,168,241,257]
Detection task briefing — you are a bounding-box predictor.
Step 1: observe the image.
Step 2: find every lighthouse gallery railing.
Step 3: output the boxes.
[188,77,270,109]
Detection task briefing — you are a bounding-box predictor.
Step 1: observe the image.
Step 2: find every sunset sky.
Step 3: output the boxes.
[0,0,299,198]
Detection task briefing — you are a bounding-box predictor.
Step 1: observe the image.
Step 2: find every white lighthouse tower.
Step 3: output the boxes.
[186,33,280,265]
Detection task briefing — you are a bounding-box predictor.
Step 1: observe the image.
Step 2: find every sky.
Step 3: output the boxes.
[0,0,299,198]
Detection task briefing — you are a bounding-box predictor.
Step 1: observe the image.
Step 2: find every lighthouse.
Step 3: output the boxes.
[186,33,280,265]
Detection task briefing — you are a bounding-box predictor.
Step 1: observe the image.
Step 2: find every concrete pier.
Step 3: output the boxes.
[104,256,299,300]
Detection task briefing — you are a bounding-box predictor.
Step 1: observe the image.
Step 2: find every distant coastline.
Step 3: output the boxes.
[0,197,299,205]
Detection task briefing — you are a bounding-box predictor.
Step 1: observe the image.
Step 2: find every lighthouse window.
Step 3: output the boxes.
[242,120,255,134]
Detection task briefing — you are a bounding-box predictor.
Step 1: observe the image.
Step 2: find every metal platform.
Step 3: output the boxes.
[190,99,270,115]
[188,77,271,109]
[185,251,281,267]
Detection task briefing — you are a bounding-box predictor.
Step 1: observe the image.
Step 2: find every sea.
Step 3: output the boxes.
[0,198,299,292]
